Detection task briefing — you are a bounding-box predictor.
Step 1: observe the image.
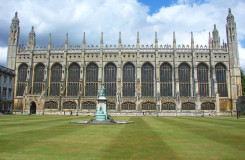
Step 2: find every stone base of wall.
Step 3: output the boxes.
[11,110,234,116]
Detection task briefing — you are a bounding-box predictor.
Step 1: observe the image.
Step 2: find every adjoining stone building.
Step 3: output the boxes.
[8,9,242,116]
[0,66,14,114]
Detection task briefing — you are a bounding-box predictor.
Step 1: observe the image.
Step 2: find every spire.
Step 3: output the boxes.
[12,12,19,25]
[191,32,194,49]
[173,32,176,43]
[173,32,176,49]
[155,32,158,48]
[65,33,68,44]
[209,32,212,49]
[82,32,86,49]
[227,8,234,22]
[155,32,158,43]
[212,24,220,48]
[118,32,122,48]
[48,33,51,50]
[27,26,36,50]
[137,32,140,49]
[65,33,68,50]
[137,32,140,44]
[100,32,103,48]
[226,8,237,44]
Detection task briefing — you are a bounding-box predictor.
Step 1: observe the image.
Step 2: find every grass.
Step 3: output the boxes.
[0,115,245,160]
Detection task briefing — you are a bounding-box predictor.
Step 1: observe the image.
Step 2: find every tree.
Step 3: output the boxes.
[241,70,245,95]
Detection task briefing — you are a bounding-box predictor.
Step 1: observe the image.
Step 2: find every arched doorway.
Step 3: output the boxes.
[30,102,36,114]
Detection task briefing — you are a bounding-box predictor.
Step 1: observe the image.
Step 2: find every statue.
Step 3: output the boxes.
[100,85,105,97]
[98,106,104,114]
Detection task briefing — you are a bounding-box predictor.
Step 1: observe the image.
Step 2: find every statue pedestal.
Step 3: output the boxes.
[95,95,108,120]
[95,113,108,120]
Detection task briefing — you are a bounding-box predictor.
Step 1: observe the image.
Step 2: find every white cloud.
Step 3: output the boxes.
[0,0,245,69]
[0,47,7,66]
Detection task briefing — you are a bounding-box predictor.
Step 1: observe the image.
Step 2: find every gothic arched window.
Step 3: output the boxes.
[162,102,176,110]
[182,102,195,110]
[123,62,135,96]
[82,101,96,110]
[201,102,215,110]
[104,63,117,96]
[142,102,156,110]
[17,63,28,96]
[50,63,62,96]
[122,102,136,110]
[160,63,172,96]
[107,102,116,110]
[197,63,209,96]
[45,101,57,109]
[85,63,98,96]
[179,63,191,96]
[215,63,228,97]
[141,63,154,96]
[63,101,76,109]
[67,63,80,96]
[33,63,45,94]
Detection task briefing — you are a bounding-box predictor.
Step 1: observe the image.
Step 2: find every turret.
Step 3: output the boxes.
[212,24,220,48]
[27,26,36,50]
[226,8,236,44]
[6,12,20,70]
[226,8,242,112]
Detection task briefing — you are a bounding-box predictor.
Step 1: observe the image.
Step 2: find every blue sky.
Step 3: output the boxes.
[0,0,245,69]
[138,0,178,14]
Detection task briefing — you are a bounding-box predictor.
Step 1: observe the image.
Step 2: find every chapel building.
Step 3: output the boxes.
[7,9,242,115]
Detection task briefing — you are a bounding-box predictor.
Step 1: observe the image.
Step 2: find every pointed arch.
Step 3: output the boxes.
[50,63,62,96]
[104,62,117,96]
[197,63,209,96]
[179,62,191,96]
[67,62,80,96]
[141,62,154,96]
[33,63,45,94]
[182,102,195,110]
[17,63,28,96]
[142,102,156,110]
[82,101,96,110]
[162,102,176,110]
[215,63,228,97]
[107,102,116,110]
[160,62,172,96]
[45,101,57,109]
[85,62,98,96]
[122,102,136,110]
[201,102,215,110]
[63,101,76,109]
[123,62,135,96]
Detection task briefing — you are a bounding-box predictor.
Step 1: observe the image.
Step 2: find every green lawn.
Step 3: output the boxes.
[0,115,245,160]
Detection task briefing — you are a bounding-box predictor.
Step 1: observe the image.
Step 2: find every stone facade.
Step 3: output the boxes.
[0,66,14,114]
[8,9,242,116]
